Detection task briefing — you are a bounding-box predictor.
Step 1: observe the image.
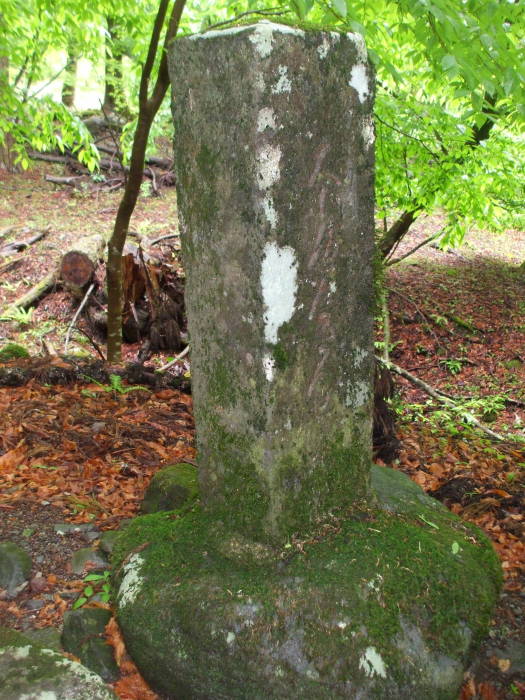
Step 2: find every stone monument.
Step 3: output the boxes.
[112,22,501,699]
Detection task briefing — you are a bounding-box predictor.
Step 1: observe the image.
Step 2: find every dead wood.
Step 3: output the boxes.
[0,356,191,392]
[0,228,49,257]
[4,272,57,311]
[45,175,83,187]
[377,356,512,442]
[59,233,107,297]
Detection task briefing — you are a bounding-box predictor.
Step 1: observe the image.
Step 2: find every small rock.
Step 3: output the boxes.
[141,462,199,514]
[0,625,117,699]
[54,523,98,536]
[71,548,108,575]
[0,542,32,597]
[98,530,120,556]
[24,598,45,610]
[62,608,119,682]
[29,573,47,593]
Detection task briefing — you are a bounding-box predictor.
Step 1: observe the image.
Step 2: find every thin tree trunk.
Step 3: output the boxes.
[106,0,186,364]
[378,97,498,260]
[61,45,78,107]
[0,54,17,172]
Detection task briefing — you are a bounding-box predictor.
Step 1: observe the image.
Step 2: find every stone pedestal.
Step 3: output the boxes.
[170,20,376,543]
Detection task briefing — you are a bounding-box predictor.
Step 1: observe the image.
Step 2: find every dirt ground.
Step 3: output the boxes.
[0,165,523,699]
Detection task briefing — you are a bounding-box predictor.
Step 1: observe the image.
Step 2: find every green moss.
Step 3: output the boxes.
[114,498,500,699]
[0,342,30,361]
[272,342,289,370]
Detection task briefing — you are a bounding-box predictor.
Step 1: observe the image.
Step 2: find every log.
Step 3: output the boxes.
[45,175,82,187]
[4,272,57,311]
[59,233,106,297]
[0,357,191,392]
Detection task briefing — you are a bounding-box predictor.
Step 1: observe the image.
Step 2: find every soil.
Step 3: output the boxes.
[0,165,523,699]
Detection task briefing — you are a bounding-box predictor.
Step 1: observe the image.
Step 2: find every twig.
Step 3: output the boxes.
[386,231,442,266]
[377,356,509,442]
[64,283,95,353]
[157,344,190,372]
[145,167,159,196]
[150,233,178,246]
[74,327,106,361]
[388,286,442,348]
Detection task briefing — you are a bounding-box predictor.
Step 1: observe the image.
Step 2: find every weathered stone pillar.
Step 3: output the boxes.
[170,21,375,543]
[112,23,501,700]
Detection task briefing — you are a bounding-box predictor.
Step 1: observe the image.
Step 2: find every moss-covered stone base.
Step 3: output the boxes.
[113,467,501,699]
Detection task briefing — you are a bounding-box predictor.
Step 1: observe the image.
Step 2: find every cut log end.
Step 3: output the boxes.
[60,251,96,294]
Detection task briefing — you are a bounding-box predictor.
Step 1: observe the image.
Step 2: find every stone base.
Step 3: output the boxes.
[113,467,501,700]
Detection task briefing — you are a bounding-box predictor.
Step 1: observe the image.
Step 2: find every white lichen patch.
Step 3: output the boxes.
[226,631,236,645]
[249,21,305,58]
[359,646,387,678]
[349,64,369,103]
[19,692,58,700]
[262,196,278,229]
[263,353,276,382]
[257,107,277,132]
[272,65,292,94]
[348,32,368,62]
[329,281,337,295]
[261,242,298,345]
[9,645,31,660]
[362,115,375,148]
[118,553,145,609]
[367,574,384,593]
[256,144,281,190]
[317,36,331,59]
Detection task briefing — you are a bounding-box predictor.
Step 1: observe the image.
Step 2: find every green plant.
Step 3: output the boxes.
[73,571,111,609]
[81,373,148,396]
[440,358,463,375]
[0,307,34,326]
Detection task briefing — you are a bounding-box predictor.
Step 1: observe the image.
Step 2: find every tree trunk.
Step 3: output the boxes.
[61,45,78,107]
[106,0,187,364]
[0,54,17,172]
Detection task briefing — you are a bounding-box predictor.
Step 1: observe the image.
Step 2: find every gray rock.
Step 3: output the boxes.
[0,542,32,597]
[62,608,119,682]
[141,462,199,514]
[54,522,99,536]
[0,626,116,699]
[71,547,108,575]
[98,530,121,556]
[24,626,62,651]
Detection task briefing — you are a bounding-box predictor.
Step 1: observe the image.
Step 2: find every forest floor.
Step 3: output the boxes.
[0,164,523,699]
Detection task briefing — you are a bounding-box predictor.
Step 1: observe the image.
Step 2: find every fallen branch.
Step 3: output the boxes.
[0,228,50,256]
[64,283,95,353]
[157,344,190,372]
[376,356,509,442]
[45,175,83,187]
[150,233,178,246]
[3,271,57,311]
